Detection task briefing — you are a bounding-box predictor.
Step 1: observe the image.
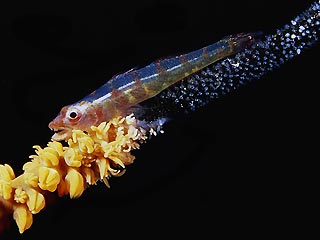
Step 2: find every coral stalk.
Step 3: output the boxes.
[0,114,148,233]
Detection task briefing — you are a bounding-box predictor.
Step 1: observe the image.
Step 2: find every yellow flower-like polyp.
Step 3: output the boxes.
[0,114,148,233]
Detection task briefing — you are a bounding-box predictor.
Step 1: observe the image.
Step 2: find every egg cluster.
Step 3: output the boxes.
[157,1,319,114]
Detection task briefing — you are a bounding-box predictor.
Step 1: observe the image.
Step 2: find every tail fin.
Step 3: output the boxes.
[228,31,264,54]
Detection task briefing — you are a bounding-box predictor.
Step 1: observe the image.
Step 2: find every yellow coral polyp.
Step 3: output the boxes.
[64,148,83,167]
[0,164,15,181]
[38,166,60,192]
[0,114,149,234]
[96,158,108,179]
[71,130,95,154]
[0,164,15,200]
[13,204,33,234]
[82,167,98,185]
[40,147,60,166]
[65,168,84,198]
[23,173,39,188]
[25,188,45,214]
[91,121,110,140]
[0,182,13,200]
[14,188,28,204]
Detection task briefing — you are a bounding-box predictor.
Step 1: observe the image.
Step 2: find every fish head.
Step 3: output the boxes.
[48,101,101,141]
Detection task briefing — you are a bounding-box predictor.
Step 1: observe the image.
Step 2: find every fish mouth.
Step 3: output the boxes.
[49,127,72,141]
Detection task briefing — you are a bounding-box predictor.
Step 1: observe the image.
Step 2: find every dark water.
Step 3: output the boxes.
[1,1,318,238]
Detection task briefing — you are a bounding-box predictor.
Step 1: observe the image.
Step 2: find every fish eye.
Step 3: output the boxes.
[66,108,82,122]
[69,111,78,119]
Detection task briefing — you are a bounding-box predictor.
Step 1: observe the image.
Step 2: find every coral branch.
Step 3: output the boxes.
[0,114,148,233]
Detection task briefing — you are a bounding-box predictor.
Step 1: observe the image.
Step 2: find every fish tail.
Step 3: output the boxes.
[227,31,263,54]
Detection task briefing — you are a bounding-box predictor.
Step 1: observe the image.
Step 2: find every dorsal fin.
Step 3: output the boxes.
[112,67,139,79]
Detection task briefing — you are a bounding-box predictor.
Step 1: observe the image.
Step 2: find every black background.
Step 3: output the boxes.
[1,0,318,238]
